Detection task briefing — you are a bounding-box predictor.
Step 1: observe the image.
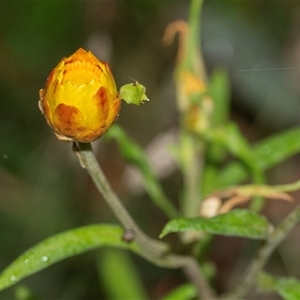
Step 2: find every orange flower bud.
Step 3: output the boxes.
[39,48,121,143]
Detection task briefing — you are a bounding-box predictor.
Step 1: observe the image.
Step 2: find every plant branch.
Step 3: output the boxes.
[74,142,216,299]
[74,142,167,258]
[182,257,216,299]
[221,204,300,299]
[275,178,300,193]
[177,0,205,226]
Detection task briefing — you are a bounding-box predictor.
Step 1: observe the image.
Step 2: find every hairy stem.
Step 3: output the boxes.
[221,204,300,299]
[74,142,215,299]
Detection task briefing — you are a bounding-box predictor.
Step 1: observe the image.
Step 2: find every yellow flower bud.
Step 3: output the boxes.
[39,48,121,143]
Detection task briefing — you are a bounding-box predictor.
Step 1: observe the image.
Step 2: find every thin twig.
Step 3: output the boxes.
[74,142,216,299]
[74,142,168,258]
[275,178,300,193]
[182,257,216,300]
[221,204,300,299]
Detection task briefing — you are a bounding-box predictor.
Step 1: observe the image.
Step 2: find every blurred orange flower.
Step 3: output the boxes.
[39,48,121,143]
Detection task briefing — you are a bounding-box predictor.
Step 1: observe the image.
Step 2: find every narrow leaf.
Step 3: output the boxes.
[277,277,300,300]
[202,123,260,175]
[105,125,178,219]
[257,271,277,292]
[98,249,148,300]
[160,209,270,239]
[201,123,264,210]
[213,184,293,214]
[202,68,231,193]
[258,272,300,300]
[208,127,300,193]
[254,127,300,171]
[209,68,230,126]
[161,283,197,300]
[0,224,141,292]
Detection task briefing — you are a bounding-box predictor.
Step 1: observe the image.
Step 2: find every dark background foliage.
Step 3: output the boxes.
[0,1,300,299]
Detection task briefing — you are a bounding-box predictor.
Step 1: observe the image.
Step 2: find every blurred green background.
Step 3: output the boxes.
[1,1,300,299]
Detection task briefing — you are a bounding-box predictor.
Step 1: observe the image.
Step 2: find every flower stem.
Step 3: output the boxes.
[74,142,167,258]
[74,142,216,299]
[221,204,300,299]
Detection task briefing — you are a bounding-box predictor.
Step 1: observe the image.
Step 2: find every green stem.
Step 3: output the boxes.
[74,142,216,299]
[181,132,203,219]
[74,142,167,259]
[179,0,205,224]
[179,0,205,237]
[221,204,300,299]
[185,0,204,75]
[275,178,300,193]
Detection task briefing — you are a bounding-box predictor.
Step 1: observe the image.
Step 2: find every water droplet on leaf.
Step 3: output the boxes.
[41,256,48,262]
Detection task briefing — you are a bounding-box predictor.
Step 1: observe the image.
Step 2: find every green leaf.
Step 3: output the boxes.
[278,277,300,300]
[161,283,197,300]
[98,249,148,300]
[202,123,260,176]
[105,125,178,219]
[202,68,231,191]
[258,272,300,300]
[209,68,230,126]
[119,82,149,105]
[182,0,203,73]
[160,209,270,239]
[0,224,141,292]
[254,127,300,170]
[202,123,265,210]
[209,127,300,193]
[257,271,277,292]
